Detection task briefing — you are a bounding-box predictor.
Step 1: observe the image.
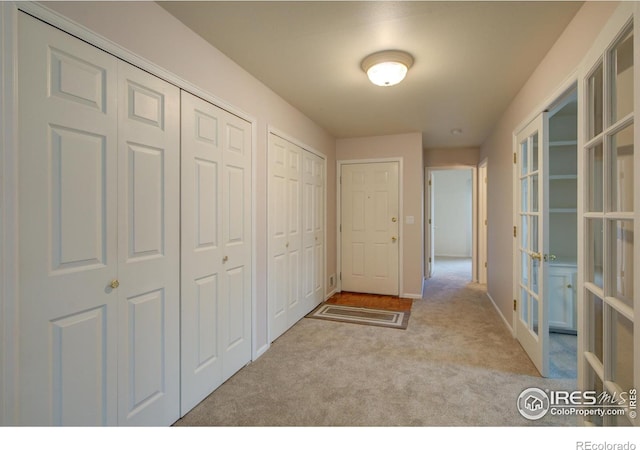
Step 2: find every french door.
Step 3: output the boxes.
[515,113,550,377]
[579,4,637,426]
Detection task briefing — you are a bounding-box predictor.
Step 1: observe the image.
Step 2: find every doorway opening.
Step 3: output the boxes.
[428,168,474,282]
[547,89,578,379]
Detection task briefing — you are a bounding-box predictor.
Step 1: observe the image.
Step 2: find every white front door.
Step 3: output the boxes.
[515,113,550,377]
[341,162,399,295]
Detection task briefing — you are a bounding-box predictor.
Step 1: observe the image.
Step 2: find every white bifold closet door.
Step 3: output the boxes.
[268,133,324,342]
[17,13,180,426]
[180,91,252,415]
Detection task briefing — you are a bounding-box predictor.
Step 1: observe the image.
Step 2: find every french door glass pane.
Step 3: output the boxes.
[521,251,529,287]
[521,179,528,212]
[532,174,539,212]
[532,258,539,295]
[532,132,539,172]
[610,28,634,123]
[587,219,604,289]
[612,310,634,393]
[521,141,528,175]
[586,365,604,426]
[531,296,539,335]
[532,215,539,252]
[611,124,634,212]
[588,143,604,212]
[588,290,604,364]
[521,215,528,249]
[521,288,529,324]
[588,62,604,139]
[611,220,634,308]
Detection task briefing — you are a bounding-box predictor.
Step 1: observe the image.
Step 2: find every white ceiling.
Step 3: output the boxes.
[159,1,583,148]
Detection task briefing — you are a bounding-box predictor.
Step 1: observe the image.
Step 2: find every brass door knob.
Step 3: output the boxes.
[391,236,397,242]
[222,256,229,263]
[391,217,397,223]
[531,252,542,261]
[110,279,120,289]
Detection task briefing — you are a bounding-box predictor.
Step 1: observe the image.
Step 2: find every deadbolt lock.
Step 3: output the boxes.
[391,217,397,222]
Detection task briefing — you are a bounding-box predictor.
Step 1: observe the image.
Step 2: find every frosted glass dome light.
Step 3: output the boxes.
[361,50,414,87]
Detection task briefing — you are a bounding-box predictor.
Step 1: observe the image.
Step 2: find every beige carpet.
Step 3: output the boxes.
[174,257,577,426]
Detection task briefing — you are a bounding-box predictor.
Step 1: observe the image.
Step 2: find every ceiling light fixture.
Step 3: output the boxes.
[451,128,463,136]
[361,50,414,87]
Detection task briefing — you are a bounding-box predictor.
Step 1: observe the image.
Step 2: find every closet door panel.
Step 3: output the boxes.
[180,91,224,414]
[268,135,289,339]
[117,62,180,426]
[220,114,252,380]
[17,13,119,426]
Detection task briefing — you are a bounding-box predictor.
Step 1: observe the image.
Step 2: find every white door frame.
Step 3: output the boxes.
[425,165,478,282]
[337,158,403,296]
[512,77,578,377]
[0,1,259,424]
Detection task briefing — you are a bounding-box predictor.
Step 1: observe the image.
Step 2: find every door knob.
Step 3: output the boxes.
[391,236,397,242]
[391,217,397,223]
[222,256,229,263]
[110,279,120,289]
[531,252,542,261]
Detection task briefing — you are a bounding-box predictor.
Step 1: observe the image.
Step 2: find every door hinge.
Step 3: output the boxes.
[340,272,342,281]
[513,299,517,311]
[484,262,487,268]
[513,153,517,164]
[513,226,517,238]
[428,179,432,186]
[339,224,342,232]
[484,219,487,226]
[428,218,432,225]
[429,257,432,263]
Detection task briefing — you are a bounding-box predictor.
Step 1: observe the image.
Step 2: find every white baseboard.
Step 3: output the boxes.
[325,289,337,300]
[402,293,422,299]
[486,291,514,336]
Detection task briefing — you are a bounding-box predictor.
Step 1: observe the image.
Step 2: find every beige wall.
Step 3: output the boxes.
[424,147,479,168]
[479,1,618,327]
[46,1,337,354]
[336,132,424,297]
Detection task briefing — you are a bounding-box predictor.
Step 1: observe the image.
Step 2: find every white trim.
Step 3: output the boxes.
[487,292,514,336]
[0,1,18,427]
[401,293,422,300]
[337,157,404,297]
[425,166,478,282]
[325,289,337,301]
[478,158,488,285]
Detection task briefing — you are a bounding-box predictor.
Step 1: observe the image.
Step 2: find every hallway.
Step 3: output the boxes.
[175,266,576,426]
